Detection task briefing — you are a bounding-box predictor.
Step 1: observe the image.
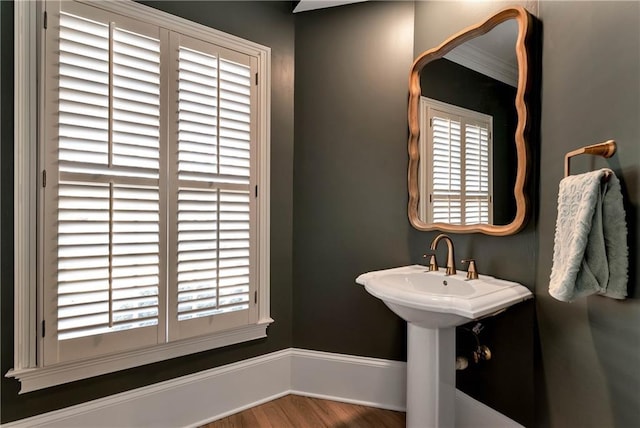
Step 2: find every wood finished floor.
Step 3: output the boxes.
[200,394,406,428]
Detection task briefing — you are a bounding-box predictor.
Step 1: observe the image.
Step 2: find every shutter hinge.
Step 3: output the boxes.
[255,185,258,198]
[429,118,433,128]
[42,320,46,338]
[255,72,258,86]
[44,11,48,29]
[254,291,257,304]
[429,193,433,203]
[42,170,47,188]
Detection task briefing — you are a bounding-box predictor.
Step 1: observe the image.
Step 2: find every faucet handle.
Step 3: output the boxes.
[461,259,478,280]
[422,253,439,272]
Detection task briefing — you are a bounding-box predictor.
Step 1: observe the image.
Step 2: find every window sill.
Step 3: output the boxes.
[6,319,273,393]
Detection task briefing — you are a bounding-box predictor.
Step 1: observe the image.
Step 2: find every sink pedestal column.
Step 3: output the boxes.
[406,324,456,428]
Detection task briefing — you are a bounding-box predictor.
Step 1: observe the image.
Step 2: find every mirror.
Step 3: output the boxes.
[408,7,532,236]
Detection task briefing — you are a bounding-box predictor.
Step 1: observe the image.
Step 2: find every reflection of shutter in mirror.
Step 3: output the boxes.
[423,99,492,226]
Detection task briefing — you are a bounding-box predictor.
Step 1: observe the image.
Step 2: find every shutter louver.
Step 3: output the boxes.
[217,190,251,312]
[112,28,161,172]
[177,188,219,320]
[464,124,490,225]
[57,183,161,340]
[174,42,252,330]
[219,59,252,183]
[432,199,462,224]
[59,13,110,169]
[177,47,219,181]
[431,115,463,225]
[57,11,161,342]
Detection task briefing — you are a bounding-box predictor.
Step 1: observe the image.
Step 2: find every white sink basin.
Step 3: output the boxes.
[356,264,533,328]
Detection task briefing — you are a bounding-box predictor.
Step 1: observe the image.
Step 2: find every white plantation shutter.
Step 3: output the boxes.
[464,124,491,224]
[422,99,492,225]
[168,34,256,341]
[44,2,259,363]
[44,2,166,364]
[430,115,462,224]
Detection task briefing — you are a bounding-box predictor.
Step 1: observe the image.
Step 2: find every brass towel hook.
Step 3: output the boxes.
[564,139,616,179]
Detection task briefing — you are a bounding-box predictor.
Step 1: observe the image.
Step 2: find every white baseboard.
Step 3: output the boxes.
[290,348,407,411]
[4,350,292,428]
[4,348,522,427]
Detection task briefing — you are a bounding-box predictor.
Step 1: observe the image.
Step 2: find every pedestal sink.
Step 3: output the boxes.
[356,265,532,428]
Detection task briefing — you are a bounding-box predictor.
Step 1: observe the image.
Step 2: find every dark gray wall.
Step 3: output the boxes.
[536,2,640,427]
[293,1,415,360]
[0,1,295,423]
[0,0,14,420]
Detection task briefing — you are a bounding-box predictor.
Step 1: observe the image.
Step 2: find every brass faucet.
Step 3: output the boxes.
[429,234,456,275]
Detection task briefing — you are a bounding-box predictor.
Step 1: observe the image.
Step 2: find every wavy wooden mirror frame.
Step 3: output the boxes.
[408,6,533,236]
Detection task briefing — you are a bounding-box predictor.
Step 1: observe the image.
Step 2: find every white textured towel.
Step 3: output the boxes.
[549,168,628,302]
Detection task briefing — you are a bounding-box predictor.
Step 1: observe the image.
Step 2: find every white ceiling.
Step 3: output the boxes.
[293,0,368,13]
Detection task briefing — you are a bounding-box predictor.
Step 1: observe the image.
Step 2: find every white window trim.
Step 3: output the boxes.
[13,0,40,374]
[8,0,272,393]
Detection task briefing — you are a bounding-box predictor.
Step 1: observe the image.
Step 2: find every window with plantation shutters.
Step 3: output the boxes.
[39,0,270,371]
[419,98,493,226]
